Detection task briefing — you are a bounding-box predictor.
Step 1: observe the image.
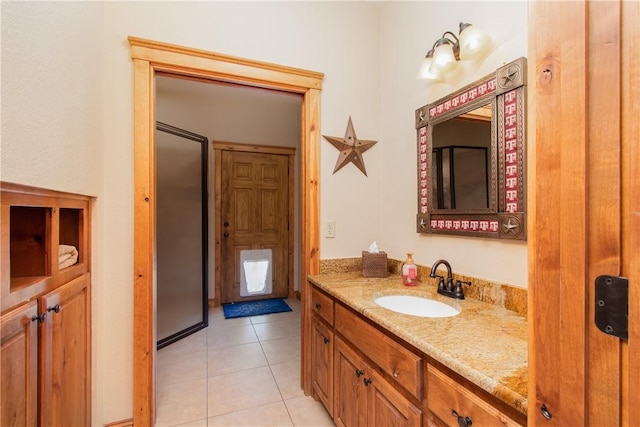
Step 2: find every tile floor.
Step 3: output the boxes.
[155,298,335,426]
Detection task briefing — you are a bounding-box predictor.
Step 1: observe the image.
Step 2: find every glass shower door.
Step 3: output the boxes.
[156,122,208,349]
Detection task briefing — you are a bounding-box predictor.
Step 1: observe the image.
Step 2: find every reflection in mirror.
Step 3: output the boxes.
[431,104,492,210]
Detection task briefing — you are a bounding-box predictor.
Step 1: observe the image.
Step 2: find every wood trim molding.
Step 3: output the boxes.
[129,36,323,92]
[621,2,640,424]
[129,37,322,426]
[104,419,134,427]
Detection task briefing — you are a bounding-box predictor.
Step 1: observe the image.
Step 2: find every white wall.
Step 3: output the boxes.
[375,1,529,286]
[1,1,527,424]
[1,1,107,423]
[102,2,381,424]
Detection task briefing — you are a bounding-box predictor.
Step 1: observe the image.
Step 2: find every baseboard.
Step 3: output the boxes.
[105,419,133,427]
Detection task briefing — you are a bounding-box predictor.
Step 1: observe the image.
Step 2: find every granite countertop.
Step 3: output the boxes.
[308,271,528,415]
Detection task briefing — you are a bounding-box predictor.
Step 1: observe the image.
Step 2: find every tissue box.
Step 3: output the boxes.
[362,251,388,278]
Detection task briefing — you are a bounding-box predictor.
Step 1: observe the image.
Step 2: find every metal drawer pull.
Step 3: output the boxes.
[47,304,61,314]
[452,410,472,427]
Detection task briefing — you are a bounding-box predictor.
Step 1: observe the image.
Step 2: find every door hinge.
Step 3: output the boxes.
[595,275,628,340]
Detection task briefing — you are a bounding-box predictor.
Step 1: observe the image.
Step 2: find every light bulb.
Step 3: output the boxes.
[429,39,458,76]
[459,23,491,61]
[417,51,440,80]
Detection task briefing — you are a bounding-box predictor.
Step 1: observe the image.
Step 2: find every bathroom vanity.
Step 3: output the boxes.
[308,272,527,427]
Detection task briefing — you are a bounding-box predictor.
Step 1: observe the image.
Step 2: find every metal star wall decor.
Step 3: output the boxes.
[322,116,378,176]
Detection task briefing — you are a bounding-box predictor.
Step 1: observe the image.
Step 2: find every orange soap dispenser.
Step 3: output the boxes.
[402,253,417,286]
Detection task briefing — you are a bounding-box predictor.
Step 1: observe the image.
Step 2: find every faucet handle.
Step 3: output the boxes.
[453,280,472,298]
[434,275,446,290]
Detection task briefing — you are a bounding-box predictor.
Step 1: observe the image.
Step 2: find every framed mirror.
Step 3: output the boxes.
[415,57,527,240]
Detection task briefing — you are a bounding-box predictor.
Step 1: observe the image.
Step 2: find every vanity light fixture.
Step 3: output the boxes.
[417,22,491,80]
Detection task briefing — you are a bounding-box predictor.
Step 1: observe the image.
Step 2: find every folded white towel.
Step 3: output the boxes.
[59,244,78,269]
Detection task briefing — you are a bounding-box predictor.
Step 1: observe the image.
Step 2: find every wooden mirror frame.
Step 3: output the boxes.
[415,57,527,240]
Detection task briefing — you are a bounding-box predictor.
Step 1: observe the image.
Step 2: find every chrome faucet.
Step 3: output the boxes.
[429,259,471,299]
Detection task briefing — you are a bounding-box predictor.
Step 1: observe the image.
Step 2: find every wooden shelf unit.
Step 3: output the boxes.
[1,182,92,426]
[1,182,91,313]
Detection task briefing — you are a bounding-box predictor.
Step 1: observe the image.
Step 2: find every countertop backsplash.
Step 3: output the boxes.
[319,257,527,316]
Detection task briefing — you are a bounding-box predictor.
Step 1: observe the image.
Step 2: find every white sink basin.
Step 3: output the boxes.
[374,295,460,318]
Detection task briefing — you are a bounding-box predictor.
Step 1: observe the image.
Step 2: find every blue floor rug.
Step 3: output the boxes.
[222,298,292,319]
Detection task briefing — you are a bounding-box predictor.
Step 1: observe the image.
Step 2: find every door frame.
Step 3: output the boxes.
[213,141,296,305]
[129,37,323,425]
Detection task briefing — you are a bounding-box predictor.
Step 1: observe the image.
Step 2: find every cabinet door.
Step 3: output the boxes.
[367,368,422,427]
[1,301,38,427]
[311,316,333,416]
[334,337,367,427]
[39,273,90,426]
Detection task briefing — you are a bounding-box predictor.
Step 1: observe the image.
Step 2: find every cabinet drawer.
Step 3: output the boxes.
[311,286,334,326]
[427,364,524,427]
[335,303,422,399]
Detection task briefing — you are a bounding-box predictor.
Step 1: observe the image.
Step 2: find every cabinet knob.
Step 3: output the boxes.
[32,313,47,323]
[540,404,552,420]
[323,337,330,344]
[223,231,229,238]
[355,369,364,378]
[47,304,61,314]
[363,378,372,386]
[452,410,472,427]
[315,303,321,309]
[393,370,399,378]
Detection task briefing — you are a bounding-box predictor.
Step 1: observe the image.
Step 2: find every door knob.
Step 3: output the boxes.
[223,231,229,238]
[223,221,229,227]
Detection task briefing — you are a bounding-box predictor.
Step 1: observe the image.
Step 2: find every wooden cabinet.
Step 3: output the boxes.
[335,303,422,400]
[334,336,421,427]
[1,183,92,426]
[308,282,526,427]
[311,285,422,427]
[310,287,334,416]
[334,336,368,427]
[427,364,523,427]
[1,301,38,426]
[39,274,91,426]
[311,316,333,415]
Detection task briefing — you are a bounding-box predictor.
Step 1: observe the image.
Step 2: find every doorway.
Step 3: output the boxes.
[130,37,323,425]
[215,143,296,304]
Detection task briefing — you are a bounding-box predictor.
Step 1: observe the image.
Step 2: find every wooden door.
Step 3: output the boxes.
[529,1,639,425]
[39,273,90,426]
[217,144,294,304]
[1,301,38,427]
